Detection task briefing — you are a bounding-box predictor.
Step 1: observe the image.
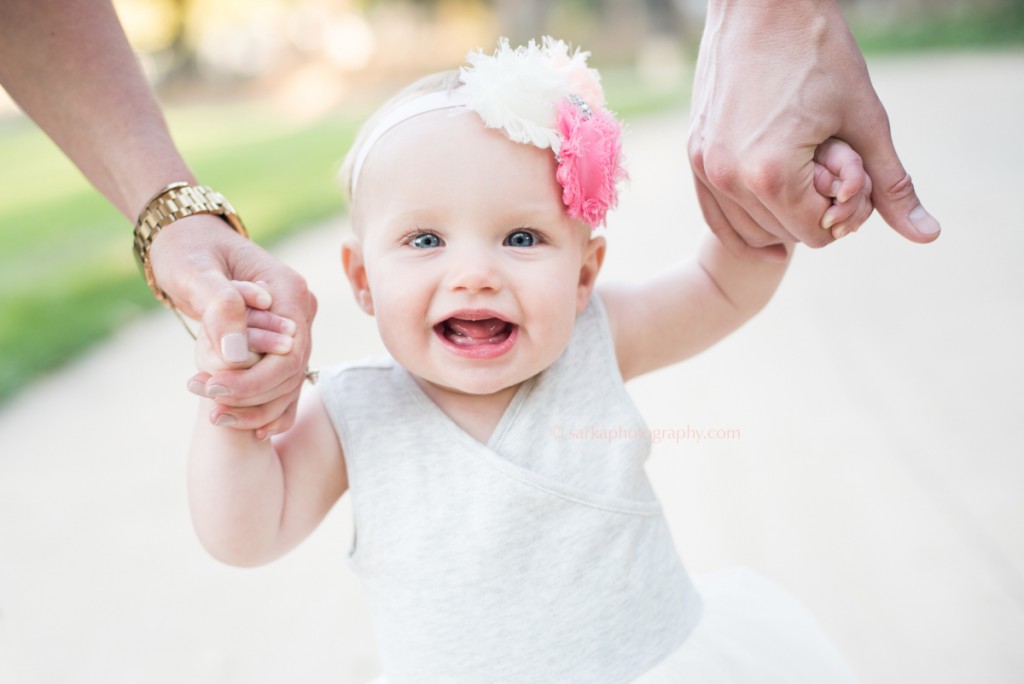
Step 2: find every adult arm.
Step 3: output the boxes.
[689,0,940,260]
[0,0,316,433]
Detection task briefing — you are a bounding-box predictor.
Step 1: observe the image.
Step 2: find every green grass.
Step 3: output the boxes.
[0,76,687,405]
[0,105,363,404]
[851,3,1024,54]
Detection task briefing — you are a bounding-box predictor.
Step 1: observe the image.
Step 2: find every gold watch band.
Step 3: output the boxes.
[133,182,249,305]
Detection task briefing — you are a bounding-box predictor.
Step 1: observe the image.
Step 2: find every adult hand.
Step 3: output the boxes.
[151,215,317,436]
[689,0,941,260]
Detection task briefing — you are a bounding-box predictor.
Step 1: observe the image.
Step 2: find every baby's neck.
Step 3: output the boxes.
[416,377,523,445]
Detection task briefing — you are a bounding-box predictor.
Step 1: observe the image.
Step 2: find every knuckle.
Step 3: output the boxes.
[688,141,706,172]
[210,285,246,316]
[703,154,738,194]
[740,158,785,197]
[882,172,916,203]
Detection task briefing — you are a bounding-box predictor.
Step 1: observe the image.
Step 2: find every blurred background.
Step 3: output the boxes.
[1,0,1022,403]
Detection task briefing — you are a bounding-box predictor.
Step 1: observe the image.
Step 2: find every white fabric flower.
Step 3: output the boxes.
[459,38,570,152]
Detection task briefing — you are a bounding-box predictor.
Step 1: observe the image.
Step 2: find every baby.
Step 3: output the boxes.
[188,38,868,683]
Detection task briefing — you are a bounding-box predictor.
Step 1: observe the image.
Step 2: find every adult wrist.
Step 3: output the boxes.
[133,182,249,306]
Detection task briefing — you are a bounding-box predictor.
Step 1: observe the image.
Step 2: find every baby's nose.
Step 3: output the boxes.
[445,251,502,294]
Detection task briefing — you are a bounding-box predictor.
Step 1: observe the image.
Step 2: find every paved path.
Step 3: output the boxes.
[2,50,1022,683]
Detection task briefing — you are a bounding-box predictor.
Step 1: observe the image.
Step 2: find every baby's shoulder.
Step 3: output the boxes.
[316,355,396,386]
[315,355,409,419]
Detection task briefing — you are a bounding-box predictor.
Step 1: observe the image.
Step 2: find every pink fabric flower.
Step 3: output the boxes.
[555,98,626,227]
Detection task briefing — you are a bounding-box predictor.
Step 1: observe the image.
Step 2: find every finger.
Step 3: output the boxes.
[691,144,795,245]
[813,163,840,198]
[195,328,261,375]
[209,390,298,431]
[693,177,789,262]
[703,147,834,249]
[716,199,785,249]
[247,309,297,336]
[199,284,252,365]
[827,163,874,236]
[843,107,940,242]
[205,352,306,408]
[247,327,294,355]
[231,280,273,310]
[822,202,857,233]
[814,138,867,203]
[831,191,875,239]
[254,401,299,441]
[187,372,212,397]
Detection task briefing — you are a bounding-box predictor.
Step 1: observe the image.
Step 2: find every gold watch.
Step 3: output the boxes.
[133,182,249,305]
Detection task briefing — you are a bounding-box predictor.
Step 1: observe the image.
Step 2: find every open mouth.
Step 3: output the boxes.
[433,312,518,358]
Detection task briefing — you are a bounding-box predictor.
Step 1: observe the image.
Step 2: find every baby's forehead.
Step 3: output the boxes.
[352,118,587,244]
[369,107,506,162]
[357,107,560,202]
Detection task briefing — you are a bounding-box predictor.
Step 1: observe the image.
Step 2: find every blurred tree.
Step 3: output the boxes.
[494,0,552,44]
[165,0,197,81]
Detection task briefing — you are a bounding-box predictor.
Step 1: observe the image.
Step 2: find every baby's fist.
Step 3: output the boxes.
[813,138,874,240]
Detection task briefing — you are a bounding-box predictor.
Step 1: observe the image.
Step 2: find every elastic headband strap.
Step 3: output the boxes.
[350,89,471,195]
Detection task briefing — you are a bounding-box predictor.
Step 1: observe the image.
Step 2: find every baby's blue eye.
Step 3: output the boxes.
[411,233,442,249]
[504,230,536,247]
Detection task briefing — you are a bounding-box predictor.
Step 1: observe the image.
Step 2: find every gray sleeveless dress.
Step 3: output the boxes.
[319,295,702,683]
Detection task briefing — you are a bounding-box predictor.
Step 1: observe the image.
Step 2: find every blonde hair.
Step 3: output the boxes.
[338,70,462,208]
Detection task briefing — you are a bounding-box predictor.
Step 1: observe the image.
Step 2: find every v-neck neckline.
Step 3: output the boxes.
[397,367,537,450]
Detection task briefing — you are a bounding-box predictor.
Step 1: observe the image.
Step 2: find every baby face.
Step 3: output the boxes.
[344,108,604,397]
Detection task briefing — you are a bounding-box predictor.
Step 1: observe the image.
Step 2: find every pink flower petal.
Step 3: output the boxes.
[555,98,626,227]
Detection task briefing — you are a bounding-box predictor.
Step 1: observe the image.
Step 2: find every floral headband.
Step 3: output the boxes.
[350,37,626,228]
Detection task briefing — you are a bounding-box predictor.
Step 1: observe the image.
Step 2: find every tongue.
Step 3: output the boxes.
[446,317,510,344]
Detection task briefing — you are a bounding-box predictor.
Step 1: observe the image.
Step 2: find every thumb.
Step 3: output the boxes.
[849,114,941,243]
[190,272,251,365]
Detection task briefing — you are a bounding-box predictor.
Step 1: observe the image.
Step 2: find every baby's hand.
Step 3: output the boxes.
[190,281,297,437]
[813,137,874,240]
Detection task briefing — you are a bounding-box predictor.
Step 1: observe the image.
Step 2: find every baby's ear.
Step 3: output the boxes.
[576,234,606,313]
[341,237,374,316]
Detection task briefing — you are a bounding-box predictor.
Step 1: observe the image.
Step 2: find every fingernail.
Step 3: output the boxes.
[187,379,206,396]
[221,333,249,363]
[206,384,230,397]
[274,336,294,354]
[909,205,940,235]
[833,224,849,239]
[214,413,237,427]
[281,318,297,336]
[830,179,841,197]
[821,210,837,230]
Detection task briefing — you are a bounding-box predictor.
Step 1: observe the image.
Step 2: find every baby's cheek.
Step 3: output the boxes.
[373,289,429,354]
[532,292,579,360]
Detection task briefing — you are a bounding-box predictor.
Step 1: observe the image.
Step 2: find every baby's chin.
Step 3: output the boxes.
[410,365,532,399]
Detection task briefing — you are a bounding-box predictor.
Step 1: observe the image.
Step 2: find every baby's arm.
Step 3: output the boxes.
[188,282,347,567]
[601,138,870,380]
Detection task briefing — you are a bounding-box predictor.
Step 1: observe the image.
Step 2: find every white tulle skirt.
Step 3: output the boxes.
[630,566,859,683]
[364,566,858,684]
